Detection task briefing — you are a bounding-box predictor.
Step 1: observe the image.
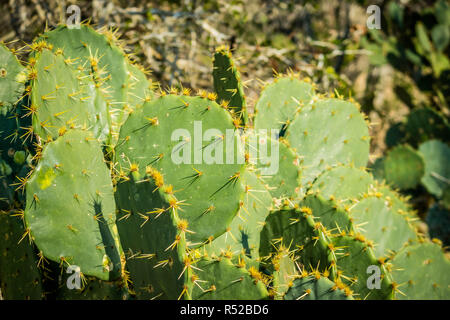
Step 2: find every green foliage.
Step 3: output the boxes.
[363,0,450,110]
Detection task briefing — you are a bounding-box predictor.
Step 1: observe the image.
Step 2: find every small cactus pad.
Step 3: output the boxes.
[204,170,272,263]
[126,63,154,108]
[350,196,417,257]
[310,166,374,203]
[213,46,248,125]
[190,257,269,300]
[257,137,301,200]
[418,139,450,198]
[259,206,336,278]
[332,235,394,300]
[390,241,450,299]
[383,145,425,190]
[285,98,370,185]
[0,44,27,115]
[24,130,121,280]
[30,48,111,142]
[115,94,245,244]
[254,77,315,135]
[295,194,353,234]
[0,210,44,299]
[284,275,353,300]
[270,246,298,299]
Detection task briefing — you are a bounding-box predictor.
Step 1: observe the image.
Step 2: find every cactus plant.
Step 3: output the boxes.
[418,140,450,198]
[383,145,425,190]
[0,43,27,115]
[0,23,449,301]
[212,46,248,126]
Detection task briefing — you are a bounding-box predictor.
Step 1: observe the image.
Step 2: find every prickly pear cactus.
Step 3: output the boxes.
[384,145,425,190]
[0,23,449,301]
[0,43,27,115]
[24,130,121,281]
[418,140,450,198]
[213,46,248,126]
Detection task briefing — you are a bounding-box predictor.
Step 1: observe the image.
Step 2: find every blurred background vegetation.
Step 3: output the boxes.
[1,0,449,246]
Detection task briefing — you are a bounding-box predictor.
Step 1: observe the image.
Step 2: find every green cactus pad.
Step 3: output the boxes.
[383,145,425,190]
[375,184,413,217]
[115,173,190,300]
[115,94,245,244]
[391,241,450,300]
[296,194,353,234]
[418,140,450,198]
[350,196,417,257]
[369,157,386,182]
[271,246,298,299]
[39,24,142,143]
[256,137,301,200]
[284,275,353,300]
[40,24,128,105]
[31,48,111,141]
[259,206,336,278]
[311,166,374,203]
[0,44,27,115]
[332,235,394,300]
[190,257,269,300]
[0,211,45,299]
[126,63,154,108]
[204,170,272,262]
[213,46,248,125]
[254,77,315,135]
[285,98,370,185]
[24,130,121,280]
